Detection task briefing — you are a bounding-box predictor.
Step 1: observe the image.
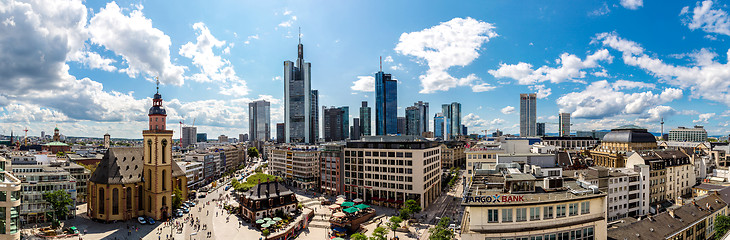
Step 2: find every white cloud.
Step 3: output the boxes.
[390,63,404,71]
[596,32,730,105]
[557,80,683,119]
[681,0,730,36]
[463,113,489,129]
[471,81,496,92]
[489,49,613,85]
[620,0,643,10]
[694,113,716,123]
[278,15,297,28]
[272,76,282,81]
[501,106,515,114]
[529,84,552,99]
[283,10,292,16]
[490,118,505,125]
[351,76,375,92]
[383,56,394,63]
[88,2,185,85]
[0,103,69,123]
[395,17,498,93]
[592,69,610,77]
[73,51,117,72]
[640,105,676,123]
[589,3,611,16]
[612,79,655,89]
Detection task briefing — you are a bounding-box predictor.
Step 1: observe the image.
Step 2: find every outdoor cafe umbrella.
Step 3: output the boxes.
[273,217,283,222]
[263,217,272,221]
[336,195,346,199]
[255,219,265,224]
[341,201,355,207]
[332,212,346,218]
[354,204,370,210]
[261,224,270,228]
[343,207,359,214]
[329,204,341,210]
[267,220,276,225]
[353,198,364,203]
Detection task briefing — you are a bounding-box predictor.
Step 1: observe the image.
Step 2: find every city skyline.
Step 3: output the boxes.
[3,0,730,139]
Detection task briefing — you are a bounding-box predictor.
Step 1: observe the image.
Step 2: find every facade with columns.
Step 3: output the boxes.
[87,89,187,221]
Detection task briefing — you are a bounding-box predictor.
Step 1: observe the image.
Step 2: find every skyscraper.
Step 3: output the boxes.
[284,34,314,143]
[249,100,271,141]
[559,112,571,137]
[323,106,349,142]
[276,123,285,143]
[441,102,461,140]
[536,122,546,136]
[397,117,406,135]
[182,126,197,148]
[520,93,537,136]
[311,90,319,141]
[434,113,444,138]
[375,70,397,135]
[405,101,429,136]
[360,101,371,137]
[462,124,467,136]
[351,118,361,140]
[196,133,207,142]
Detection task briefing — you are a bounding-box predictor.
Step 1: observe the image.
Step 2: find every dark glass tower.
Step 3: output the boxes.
[375,71,397,135]
[360,101,371,137]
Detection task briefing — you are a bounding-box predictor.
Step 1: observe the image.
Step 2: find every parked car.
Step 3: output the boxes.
[187,201,196,207]
[137,217,146,224]
[225,186,231,191]
[147,217,155,225]
[182,207,190,213]
[181,203,190,208]
[175,210,184,217]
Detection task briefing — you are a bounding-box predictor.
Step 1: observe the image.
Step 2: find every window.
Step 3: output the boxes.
[530,207,540,221]
[161,170,167,190]
[516,208,527,222]
[569,203,578,216]
[112,188,119,215]
[556,204,566,218]
[98,188,105,214]
[543,206,553,219]
[581,201,590,215]
[487,209,498,223]
[502,209,513,222]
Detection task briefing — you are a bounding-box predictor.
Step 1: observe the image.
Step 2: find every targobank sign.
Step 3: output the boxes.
[463,195,525,204]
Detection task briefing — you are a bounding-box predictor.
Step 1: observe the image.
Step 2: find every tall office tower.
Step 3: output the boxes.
[351,118,361,140]
[182,126,197,148]
[434,113,444,138]
[536,122,546,136]
[462,125,467,136]
[360,101,371,137]
[323,106,349,142]
[239,133,248,142]
[284,34,313,143]
[375,70,397,135]
[311,90,319,141]
[249,100,271,141]
[520,93,537,136]
[405,101,429,136]
[41,131,45,139]
[559,112,571,137]
[196,133,207,142]
[276,123,285,143]
[397,117,406,135]
[441,102,462,140]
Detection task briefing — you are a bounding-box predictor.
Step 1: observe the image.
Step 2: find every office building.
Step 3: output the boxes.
[541,136,598,150]
[268,146,320,190]
[465,141,505,177]
[0,156,21,240]
[196,133,207,143]
[218,135,228,143]
[344,135,441,209]
[351,118,361,140]
[397,117,406,135]
[239,133,248,142]
[462,124,467,136]
[566,167,649,221]
[441,141,466,169]
[405,101,429,136]
[520,93,537,136]
[360,101,371,137]
[375,71,397,135]
[668,126,707,142]
[535,122,546,136]
[559,113,571,137]
[284,36,316,144]
[590,125,657,168]
[319,143,345,195]
[434,113,444,138]
[492,130,503,137]
[249,100,271,142]
[182,126,196,148]
[276,123,285,143]
[442,102,462,140]
[576,130,609,140]
[311,90,319,141]
[461,166,607,240]
[15,164,76,224]
[323,106,349,142]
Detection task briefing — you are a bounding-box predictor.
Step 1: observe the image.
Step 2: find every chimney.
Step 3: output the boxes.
[669,208,676,218]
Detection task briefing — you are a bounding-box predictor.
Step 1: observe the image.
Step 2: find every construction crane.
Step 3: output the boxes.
[179,120,184,147]
[23,127,28,146]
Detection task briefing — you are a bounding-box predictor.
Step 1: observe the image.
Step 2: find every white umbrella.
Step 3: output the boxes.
[336,195,346,199]
[353,198,364,203]
[333,212,346,218]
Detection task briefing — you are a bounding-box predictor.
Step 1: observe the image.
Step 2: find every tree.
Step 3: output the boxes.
[262,229,270,239]
[399,208,411,220]
[172,187,183,210]
[716,215,730,239]
[369,226,389,240]
[428,217,453,240]
[388,216,403,239]
[248,147,260,159]
[399,199,422,219]
[351,233,368,240]
[42,190,73,223]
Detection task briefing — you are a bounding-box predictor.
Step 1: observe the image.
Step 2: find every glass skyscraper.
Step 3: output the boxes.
[405,101,429,136]
[375,71,397,135]
[323,106,349,142]
[441,102,461,140]
[249,100,271,141]
[520,93,537,137]
[284,36,316,143]
[434,113,444,138]
[360,101,371,137]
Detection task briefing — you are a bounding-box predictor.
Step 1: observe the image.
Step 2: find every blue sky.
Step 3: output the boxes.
[1,0,730,139]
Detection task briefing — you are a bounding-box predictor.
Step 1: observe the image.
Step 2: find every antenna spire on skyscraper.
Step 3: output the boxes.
[380,56,382,71]
[298,27,301,44]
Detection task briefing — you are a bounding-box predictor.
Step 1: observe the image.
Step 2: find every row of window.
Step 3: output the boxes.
[486,201,591,223]
[487,226,594,240]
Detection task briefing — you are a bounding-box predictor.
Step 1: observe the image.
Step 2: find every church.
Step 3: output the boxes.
[87,87,188,221]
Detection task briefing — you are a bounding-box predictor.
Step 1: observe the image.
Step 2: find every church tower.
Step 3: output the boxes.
[142,81,174,220]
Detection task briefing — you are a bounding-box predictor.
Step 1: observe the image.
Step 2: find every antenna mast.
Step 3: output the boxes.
[380,56,382,72]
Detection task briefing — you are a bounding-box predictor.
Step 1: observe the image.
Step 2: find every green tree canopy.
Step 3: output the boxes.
[248,147,260,159]
[172,187,183,209]
[429,217,453,240]
[388,216,403,239]
[370,226,389,240]
[42,190,73,221]
[351,233,368,240]
[715,215,730,239]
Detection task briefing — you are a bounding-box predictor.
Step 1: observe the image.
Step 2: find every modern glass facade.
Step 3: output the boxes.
[559,112,571,137]
[284,39,315,143]
[323,106,350,142]
[311,90,319,141]
[360,101,371,137]
[520,93,537,137]
[434,113,444,138]
[248,100,271,141]
[196,133,207,142]
[375,71,397,135]
[441,102,461,140]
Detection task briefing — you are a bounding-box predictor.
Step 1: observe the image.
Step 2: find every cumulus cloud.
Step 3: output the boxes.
[88,2,185,85]
[557,80,683,119]
[596,32,730,105]
[0,103,69,123]
[471,81,496,92]
[681,0,730,36]
[529,85,552,99]
[395,17,498,93]
[489,49,613,85]
[589,3,611,16]
[490,118,505,125]
[501,106,515,114]
[694,113,716,123]
[620,0,643,10]
[463,113,489,129]
[351,76,375,92]
[639,105,676,123]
